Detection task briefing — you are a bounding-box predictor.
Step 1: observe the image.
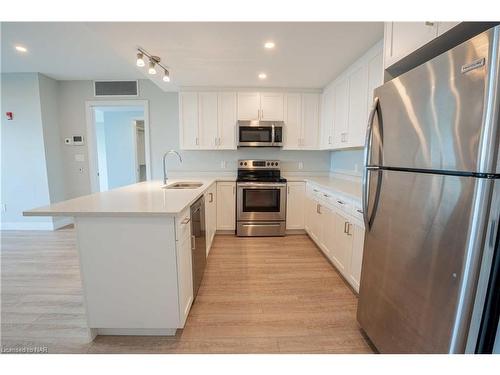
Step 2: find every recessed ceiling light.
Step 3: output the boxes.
[15,45,27,53]
[258,73,267,79]
[264,41,275,49]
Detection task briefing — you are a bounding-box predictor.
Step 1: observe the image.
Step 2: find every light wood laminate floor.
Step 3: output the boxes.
[1,228,374,353]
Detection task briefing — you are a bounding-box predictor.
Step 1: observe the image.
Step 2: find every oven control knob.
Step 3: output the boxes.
[267,162,270,166]
[240,162,243,166]
[244,162,247,166]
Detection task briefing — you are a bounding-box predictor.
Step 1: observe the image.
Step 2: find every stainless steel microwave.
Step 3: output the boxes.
[237,120,284,147]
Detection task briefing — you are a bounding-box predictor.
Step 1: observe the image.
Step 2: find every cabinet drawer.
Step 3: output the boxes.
[351,204,364,222]
[176,207,191,241]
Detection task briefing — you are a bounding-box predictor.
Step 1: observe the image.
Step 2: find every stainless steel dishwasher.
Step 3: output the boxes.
[190,196,207,298]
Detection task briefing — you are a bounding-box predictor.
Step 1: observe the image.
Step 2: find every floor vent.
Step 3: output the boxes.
[94,80,139,97]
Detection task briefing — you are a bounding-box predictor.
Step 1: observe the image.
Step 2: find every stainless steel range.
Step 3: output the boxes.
[236,159,287,237]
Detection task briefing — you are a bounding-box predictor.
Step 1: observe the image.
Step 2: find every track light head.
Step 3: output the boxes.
[136,52,145,67]
[162,69,170,82]
[148,60,157,75]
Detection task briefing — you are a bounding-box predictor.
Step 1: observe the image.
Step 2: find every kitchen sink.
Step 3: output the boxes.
[163,182,204,189]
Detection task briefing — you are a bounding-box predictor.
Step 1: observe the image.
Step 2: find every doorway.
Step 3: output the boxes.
[86,101,151,192]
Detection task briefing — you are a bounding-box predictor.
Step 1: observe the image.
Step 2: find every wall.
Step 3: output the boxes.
[58,80,331,198]
[1,73,53,229]
[330,149,364,177]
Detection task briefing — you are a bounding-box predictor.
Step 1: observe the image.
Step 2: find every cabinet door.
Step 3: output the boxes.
[348,223,365,293]
[198,92,219,150]
[237,92,260,121]
[330,212,353,276]
[332,79,349,148]
[390,22,438,65]
[179,92,199,149]
[283,93,302,149]
[347,65,369,148]
[176,224,193,327]
[437,22,460,36]
[218,92,237,149]
[260,92,284,121]
[367,50,383,121]
[301,93,320,149]
[318,205,333,256]
[205,184,217,255]
[216,182,236,230]
[320,86,335,149]
[286,182,305,230]
[309,201,322,244]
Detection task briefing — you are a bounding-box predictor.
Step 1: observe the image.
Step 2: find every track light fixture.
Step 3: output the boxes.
[136,52,145,67]
[136,48,171,82]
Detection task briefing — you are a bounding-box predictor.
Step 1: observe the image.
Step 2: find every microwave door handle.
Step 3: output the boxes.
[271,124,275,146]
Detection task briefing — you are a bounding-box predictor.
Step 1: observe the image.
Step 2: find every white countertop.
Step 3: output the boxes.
[24,173,361,218]
[24,179,222,217]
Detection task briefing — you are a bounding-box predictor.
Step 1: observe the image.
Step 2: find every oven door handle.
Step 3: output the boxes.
[237,183,286,188]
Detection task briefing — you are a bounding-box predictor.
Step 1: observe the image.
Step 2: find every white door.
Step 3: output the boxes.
[198,92,218,149]
[237,92,260,121]
[333,79,349,148]
[320,87,335,149]
[179,92,199,149]
[217,92,237,149]
[216,182,236,230]
[260,92,284,121]
[286,182,305,230]
[301,93,320,149]
[283,93,302,149]
[348,223,365,292]
[390,22,438,64]
[347,65,369,147]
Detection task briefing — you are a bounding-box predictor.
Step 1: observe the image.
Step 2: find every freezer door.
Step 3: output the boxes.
[369,26,499,173]
[357,169,484,353]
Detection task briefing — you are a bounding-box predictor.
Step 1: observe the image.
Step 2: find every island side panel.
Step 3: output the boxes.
[74,215,180,334]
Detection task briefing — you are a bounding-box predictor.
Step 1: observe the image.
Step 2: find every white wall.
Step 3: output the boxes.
[1,73,54,229]
[58,80,331,198]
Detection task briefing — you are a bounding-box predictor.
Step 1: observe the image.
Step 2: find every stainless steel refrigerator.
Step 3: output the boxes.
[357,26,500,353]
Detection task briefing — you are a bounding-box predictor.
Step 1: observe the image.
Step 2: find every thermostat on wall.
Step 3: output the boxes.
[65,135,85,146]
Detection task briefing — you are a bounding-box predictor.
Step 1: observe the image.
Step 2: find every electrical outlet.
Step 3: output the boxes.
[221,161,227,169]
[2,203,6,212]
[298,162,303,170]
[78,167,85,173]
[354,163,359,172]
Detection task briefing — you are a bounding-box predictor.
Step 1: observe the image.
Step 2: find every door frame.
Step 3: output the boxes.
[85,100,151,193]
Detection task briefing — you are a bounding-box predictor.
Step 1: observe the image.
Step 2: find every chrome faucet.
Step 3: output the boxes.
[162,150,182,185]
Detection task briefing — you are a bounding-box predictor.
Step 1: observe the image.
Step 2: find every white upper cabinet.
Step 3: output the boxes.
[301,93,320,149]
[237,92,261,121]
[260,92,284,121]
[332,78,349,149]
[347,65,369,147]
[237,92,284,121]
[217,92,237,149]
[179,91,237,150]
[320,86,335,149]
[179,92,200,149]
[283,92,320,150]
[320,41,383,151]
[283,93,302,149]
[198,92,219,149]
[384,22,461,68]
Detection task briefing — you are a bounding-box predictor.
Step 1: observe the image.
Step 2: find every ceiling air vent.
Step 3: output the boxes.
[94,80,139,97]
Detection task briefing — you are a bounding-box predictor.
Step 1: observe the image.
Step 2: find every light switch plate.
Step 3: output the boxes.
[221,161,227,169]
[298,162,303,170]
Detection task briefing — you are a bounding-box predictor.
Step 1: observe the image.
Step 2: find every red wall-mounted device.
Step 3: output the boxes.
[6,112,13,120]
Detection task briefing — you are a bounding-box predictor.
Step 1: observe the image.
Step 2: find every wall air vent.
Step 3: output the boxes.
[93,80,139,97]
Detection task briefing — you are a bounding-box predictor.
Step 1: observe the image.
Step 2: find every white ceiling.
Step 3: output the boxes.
[1,22,383,91]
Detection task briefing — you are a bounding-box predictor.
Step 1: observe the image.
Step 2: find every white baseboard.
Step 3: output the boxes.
[95,328,177,336]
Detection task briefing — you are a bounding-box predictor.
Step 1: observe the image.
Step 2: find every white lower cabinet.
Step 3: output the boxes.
[304,183,365,293]
[175,208,194,327]
[216,182,236,230]
[204,183,217,255]
[286,182,305,230]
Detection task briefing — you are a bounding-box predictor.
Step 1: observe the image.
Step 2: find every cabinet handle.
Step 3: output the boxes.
[195,137,199,146]
[209,192,213,203]
[344,221,348,234]
[347,223,352,236]
[191,235,196,250]
[328,135,332,144]
[317,204,321,214]
[425,21,435,26]
[287,186,290,194]
[337,200,344,205]
[262,109,264,119]
[181,217,191,225]
[323,193,330,198]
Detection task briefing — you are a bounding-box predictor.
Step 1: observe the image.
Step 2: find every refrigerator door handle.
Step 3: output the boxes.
[363,97,379,229]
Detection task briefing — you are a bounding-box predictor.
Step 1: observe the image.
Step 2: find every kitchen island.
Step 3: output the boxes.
[24,179,223,338]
